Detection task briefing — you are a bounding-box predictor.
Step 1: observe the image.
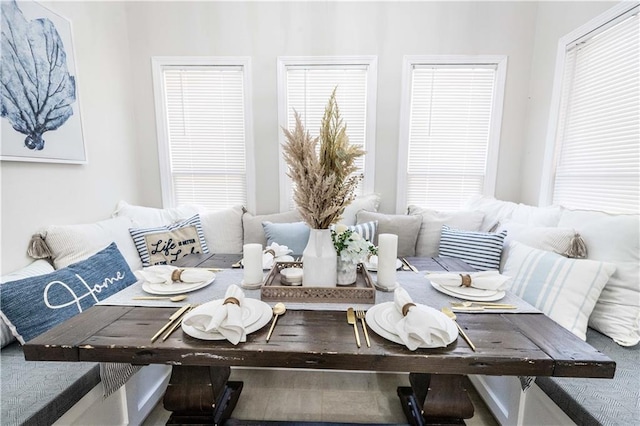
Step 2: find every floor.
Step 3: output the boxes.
[142,369,499,425]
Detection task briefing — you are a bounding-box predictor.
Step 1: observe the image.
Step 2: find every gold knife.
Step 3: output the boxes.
[347,308,361,348]
[151,304,191,343]
[162,305,195,341]
[401,258,419,273]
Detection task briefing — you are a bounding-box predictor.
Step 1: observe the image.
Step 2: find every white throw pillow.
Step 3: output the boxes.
[462,195,518,232]
[408,206,485,257]
[37,216,142,271]
[498,222,578,271]
[510,204,564,228]
[199,206,244,254]
[558,209,640,346]
[112,200,205,228]
[504,242,616,341]
[0,259,55,347]
[242,210,303,247]
[340,193,381,226]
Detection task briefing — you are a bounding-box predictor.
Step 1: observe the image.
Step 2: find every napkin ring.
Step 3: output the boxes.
[171,269,184,282]
[223,297,240,306]
[402,303,416,316]
[264,249,276,258]
[460,274,472,287]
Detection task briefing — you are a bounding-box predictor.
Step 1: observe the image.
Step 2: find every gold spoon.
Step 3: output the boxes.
[441,307,476,351]
[133,295,188,302]
[266,303,286,342]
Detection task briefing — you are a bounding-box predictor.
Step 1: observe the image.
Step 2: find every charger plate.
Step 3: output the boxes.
[181,298,272,341]
[365,302,457,349]
[430,280,505,302]
[364,258,403,272]
[142,275,216,295]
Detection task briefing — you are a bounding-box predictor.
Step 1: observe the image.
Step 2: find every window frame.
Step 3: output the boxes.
[151,56,256,212]
[539,2,639,208]
[396,55,507,213]
[276,56,378,212]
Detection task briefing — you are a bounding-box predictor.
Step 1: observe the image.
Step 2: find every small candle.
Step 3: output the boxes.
[377,234,398,289]
[243,243,263,285]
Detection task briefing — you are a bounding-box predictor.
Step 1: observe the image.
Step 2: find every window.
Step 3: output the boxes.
[277,56,377,211]
[397,56,507,212]
[541,4,639,214]
[151,57,255,212]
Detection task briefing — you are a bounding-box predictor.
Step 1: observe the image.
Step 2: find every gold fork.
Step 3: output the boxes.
[355,310,370,348]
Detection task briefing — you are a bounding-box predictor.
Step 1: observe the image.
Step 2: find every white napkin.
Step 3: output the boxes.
[263,243,294,269]
[393,287,455,351]
[182,285,246,344]
[136,265,215,285]
[426,271,509,291]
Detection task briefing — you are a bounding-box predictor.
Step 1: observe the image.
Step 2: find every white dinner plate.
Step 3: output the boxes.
[181,298,272,341]
[364,258,403,272]
[365,302,457,349]
[430,280,506,302]
[241,255,296,270]
[141,274,215,295]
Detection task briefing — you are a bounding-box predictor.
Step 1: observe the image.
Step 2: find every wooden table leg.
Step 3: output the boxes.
[164,365,243,425]
[398,373,474,425]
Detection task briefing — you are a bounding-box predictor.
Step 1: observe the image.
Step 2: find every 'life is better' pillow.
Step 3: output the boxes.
[0,243,137,344]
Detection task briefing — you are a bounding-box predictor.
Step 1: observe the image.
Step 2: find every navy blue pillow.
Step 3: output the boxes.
[0,243,136,344]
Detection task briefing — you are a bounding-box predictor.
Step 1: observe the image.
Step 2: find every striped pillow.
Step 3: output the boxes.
[331,221,378,243]
[439,225,507,271]
[503,242,616,340]
[130,214,209,266]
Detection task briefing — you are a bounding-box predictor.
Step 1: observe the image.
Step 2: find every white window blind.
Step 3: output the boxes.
[403,63,500,211]
[278,58,377,211]
[158,65,248,210]
[551,9,639,214]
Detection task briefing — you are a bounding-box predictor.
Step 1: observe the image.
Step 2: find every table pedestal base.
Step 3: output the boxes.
[164,366,243,425]
[398,373,474,425]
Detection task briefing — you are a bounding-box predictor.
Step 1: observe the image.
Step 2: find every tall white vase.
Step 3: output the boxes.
[303,229,337,287]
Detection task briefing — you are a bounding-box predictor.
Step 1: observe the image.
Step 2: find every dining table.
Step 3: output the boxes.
[23,253,615,426]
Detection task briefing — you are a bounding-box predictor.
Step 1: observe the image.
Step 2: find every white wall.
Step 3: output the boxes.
[0,1,616,273]
[520,1,615,205]
[124,0,539,214]
[1,1,141,272]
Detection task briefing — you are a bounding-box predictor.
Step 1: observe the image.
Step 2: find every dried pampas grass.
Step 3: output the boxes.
[282,88,364,229]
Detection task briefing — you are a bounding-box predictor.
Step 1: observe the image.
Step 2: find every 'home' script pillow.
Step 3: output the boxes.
[129,214,209,266]
[0,243,137,344]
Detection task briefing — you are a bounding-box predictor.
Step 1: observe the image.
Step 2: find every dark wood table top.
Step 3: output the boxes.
[23,253,615,380]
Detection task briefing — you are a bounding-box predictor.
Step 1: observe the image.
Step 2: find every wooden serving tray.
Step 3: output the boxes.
[260,262,376,304]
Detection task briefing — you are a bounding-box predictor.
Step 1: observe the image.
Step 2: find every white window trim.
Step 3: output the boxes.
[395,55,507,213]
[539,2,639,207]
[276,56,378,212]
[151,56,256,212]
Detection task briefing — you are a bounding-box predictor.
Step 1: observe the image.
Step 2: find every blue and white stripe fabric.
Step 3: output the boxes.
[330,221,377,243]
[503,241,616,340]
[439,225,507,271]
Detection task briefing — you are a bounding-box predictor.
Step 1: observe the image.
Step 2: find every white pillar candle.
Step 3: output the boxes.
[377,233,398,290]
[243,243,263,286]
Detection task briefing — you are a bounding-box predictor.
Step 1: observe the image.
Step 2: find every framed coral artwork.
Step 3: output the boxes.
[1,0,86,164]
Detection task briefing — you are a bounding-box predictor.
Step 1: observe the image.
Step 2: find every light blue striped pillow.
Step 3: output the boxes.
[129,214,209,266]
[331,221,378,243]
[503,241,616,340]
[439,225,507,271]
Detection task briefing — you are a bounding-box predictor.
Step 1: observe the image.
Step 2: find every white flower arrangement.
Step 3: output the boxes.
[331,224,377,264]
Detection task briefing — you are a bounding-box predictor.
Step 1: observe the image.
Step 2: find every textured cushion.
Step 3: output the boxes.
[112,199,205,228]
[130,214,209,267]
[0,243,137,344]
[36,216,142,271]
[199,206,244,254]
[243,210,303,247]
[558,209,640,347]
[0,260,55,348]
[535,328,640,426]
[408,206,485,257]
[356,211,422,257]
[262,221,310,255]
[503,242,616,340]
[340,193,381,225]
[439,225,507,271]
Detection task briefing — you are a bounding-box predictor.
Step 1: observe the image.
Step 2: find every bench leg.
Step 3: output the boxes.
[163,365,242,425]
[398,373,474,425]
